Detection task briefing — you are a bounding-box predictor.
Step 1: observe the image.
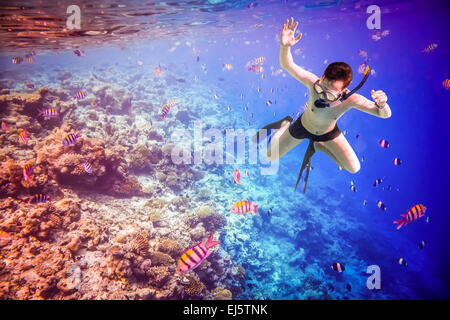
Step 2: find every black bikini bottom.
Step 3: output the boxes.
[288,114,341,142]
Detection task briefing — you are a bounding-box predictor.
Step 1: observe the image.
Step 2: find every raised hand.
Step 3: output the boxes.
[371,89,388,108]
[280,17,302,47]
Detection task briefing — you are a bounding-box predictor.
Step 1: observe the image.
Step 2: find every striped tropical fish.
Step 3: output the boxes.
[222,63,233,71]
[29,193,51,204]
[12,56,23,64]
[373,178,382,187]
[397,257,407,266]
[331,262,345,272]
[83,160,93,174]
[23,164,33,181]
[62,132,81,146]
[379,139,389,148]
[393,204,427,230]
[422,43,437,54]
[159,99,178,119]
[176,232,220,274]
[39,108,58,118]
[247,64,264,73]
[19,129,30,145]
[233,168,241,184]
[230,200,259,216]
[377,200,386,211]
[26,57,35,64]
[73,91,87,100]
[248,56,266,66]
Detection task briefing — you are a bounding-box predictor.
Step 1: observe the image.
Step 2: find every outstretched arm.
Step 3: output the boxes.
[349,90,391,119]
[279,18,318,88]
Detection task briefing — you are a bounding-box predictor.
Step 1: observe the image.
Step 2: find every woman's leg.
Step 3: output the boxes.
[314,133,360,173]
[267,120,304,161]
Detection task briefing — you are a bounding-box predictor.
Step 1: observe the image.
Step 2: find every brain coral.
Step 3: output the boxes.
[212,286,233,300]
[129,231,150,256]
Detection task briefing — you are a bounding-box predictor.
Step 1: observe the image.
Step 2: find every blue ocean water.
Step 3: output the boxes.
[1,0,449,300]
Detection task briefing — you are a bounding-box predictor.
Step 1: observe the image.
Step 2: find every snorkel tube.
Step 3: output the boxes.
[328,65,371,108]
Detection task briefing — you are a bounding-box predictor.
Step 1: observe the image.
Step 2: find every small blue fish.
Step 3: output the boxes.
[319,269,325,279]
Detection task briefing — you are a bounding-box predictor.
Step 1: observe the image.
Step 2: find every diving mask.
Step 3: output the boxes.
[313,65,371,109]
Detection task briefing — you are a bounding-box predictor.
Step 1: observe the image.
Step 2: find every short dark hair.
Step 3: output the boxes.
[323,62,353,88]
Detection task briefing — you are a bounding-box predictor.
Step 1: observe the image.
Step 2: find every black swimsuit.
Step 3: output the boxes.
[288,113,341,142]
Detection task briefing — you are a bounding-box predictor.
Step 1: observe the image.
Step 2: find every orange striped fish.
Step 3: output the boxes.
[159,99,178,119]
[393,204,427,230]
[176,232,220,274]
[248,56,266,66]
[19,128,30,145]
[29,193,51,204]
[23,164,33,181]
[230,200,259,216]
[62,132,81,146]
[443,79,450,90]
[12,56,23,64]
[39,108,58,118]
[73,91,87,100]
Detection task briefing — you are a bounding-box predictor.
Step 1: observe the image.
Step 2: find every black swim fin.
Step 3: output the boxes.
[295,140,316,193]
[252,115,293,144]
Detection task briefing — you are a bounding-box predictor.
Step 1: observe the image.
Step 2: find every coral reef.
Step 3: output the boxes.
[148,251,174,267]
[189,204,227,232]
[157,238,184,258]
[0,196,94,299]
[90,83,132,115]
